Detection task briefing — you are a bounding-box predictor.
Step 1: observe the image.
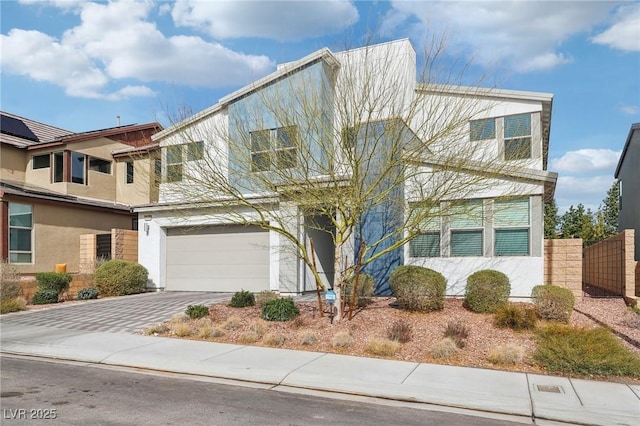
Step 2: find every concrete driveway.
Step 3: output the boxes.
[0,292,231,334]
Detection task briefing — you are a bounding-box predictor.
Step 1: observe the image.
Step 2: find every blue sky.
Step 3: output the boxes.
[1,1,639,213]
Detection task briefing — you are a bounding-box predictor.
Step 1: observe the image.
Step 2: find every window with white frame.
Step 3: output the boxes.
[166,145,183,182]
[470,118,496,141]
[409,206,441,257]
[450,200,483,257]
[9,202,33,263]
[250,126,298,172]
[186,141,204,162]
[504,114,531,160]
[494,198,530,256]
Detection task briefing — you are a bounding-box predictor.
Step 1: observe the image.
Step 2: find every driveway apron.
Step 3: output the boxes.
[0,292,231,334]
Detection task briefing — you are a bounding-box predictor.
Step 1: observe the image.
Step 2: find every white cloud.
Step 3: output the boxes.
[620,105,640,115]
[555,175,614,214]
[550,149,621,174]
[2,0,275,100]
[171,0,359,41]
[384,1,617,72]
[592,3,640,52]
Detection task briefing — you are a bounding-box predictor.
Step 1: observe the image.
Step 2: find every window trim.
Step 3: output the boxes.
[250,126,298,172]
[165,145,183,183]
[8,202,33,264]
[449,200,484,257]
[493,198,531,256]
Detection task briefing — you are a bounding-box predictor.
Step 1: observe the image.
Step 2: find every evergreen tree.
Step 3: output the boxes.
[544,199,559,238]
[599,180,619,236]
[560,204,592,240]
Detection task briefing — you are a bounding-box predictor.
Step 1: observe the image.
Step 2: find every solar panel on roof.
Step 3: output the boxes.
[0,115,39,142]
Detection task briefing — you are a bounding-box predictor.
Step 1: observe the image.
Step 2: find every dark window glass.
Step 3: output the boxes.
[187,141,204,161]
[470,118,496,141]
[32,154,50,169]
[410,232,440,257]
[89,157,111,174]
[126,161,134,184]
[53,152,64,182]
[71,152,85,184]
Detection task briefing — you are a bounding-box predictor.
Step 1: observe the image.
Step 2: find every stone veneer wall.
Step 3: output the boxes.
[543,239,583,297]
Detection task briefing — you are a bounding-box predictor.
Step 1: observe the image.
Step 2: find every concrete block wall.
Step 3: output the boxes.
[19,275,90,302]
[543,239,583,297]
[112,229,138,263]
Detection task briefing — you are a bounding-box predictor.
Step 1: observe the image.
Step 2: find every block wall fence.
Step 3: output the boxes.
[543,238,583,297]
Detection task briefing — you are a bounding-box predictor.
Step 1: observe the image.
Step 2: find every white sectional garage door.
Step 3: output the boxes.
[165,225,270,292]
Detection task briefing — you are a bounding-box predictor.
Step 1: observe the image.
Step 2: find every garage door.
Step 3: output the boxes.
[166,225,270,292]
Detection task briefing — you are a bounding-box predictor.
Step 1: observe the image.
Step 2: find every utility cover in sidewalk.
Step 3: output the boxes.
[536,385,562,393]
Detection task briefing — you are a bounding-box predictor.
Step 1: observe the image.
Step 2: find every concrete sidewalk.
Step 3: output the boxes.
[1,321,638,425]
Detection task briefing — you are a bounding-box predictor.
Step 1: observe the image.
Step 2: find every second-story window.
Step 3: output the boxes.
[53,152,64,182]
[71,152,85,184]
[166,145,183,182]
[126,161,134,184]
[32,154,50,169]
[504,114,531,160]
[89,157,111,174]
[250,126,298,172]
[470,118,496,141]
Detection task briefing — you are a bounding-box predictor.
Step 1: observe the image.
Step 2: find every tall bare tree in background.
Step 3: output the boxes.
[158,36,528,321]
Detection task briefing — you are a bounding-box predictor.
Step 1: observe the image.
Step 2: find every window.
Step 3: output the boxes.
[186,141,204,161]
[470,118,495,141]
[494,198,530,256]
[9,203,32,263]
[166,145,183,182]
[32,154,50,169]
[450,200,483,256]
[154,158,162,186]
[53,152,64,182]
[71,152,85,184]
[409,206,440,257]
[89,157,111,174]
[504,114,531,160]
[126,161,134,184]
[250,126,298,172]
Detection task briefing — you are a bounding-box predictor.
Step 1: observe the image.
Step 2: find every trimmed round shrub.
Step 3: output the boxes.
[261,297,299,321]
[94,260,148,297]
[464,270,510,313]
[77,287,99,300]
[185,304,210,319]
[389,265,446,312]
[531,285,575,323]
[32,289,59,305]
[343,273,375,307]
[229,290,255,308]
[494,303,537,330]
[35,272,72,295]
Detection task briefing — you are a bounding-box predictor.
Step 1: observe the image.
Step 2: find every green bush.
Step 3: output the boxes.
[77,287,99,300]
[531,285,575,323]
[185,304,210,319]
[256,290,279,307]
[1,260,21,300]
[1,297,26,314]
[494,304,537,330]
[94,260,148,297]
[261,297,299,321]
[534,324,640,378]
[35,272,72,295]
[464,270,510,313]
[32,289,59,305]
[343,273,375,307]
[229,290,255,308]
[389,265,446,312]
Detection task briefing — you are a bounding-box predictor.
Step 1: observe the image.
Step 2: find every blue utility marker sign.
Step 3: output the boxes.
[325,289,336,302]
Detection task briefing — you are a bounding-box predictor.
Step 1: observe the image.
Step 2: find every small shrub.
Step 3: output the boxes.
[299,331,318,346]
[171,313,191,324]
[464,270,510,313]
[261,297,299,321]
[145,323,169,335]
[494,304,537,330]
[223,316,242,330]
[331,331,354,348]
[185,304,210,319]
[386,319,412,343]
[229,290,255,308]
[77,287,99,300]
[211,327,225,338]
[443,320,469,348]
[173,323,192,337]
[248,320,266,336]
[366,338,401,356]
[256,290,279,307]
[430,338,459,359]
[291,315,306,329]
[488,343,524,365]
[94,260,148,297]
[35,272,72,295]
[263,332,286,346]
[238,331,260,344]
[534,324,640,377]
[531,285,575,323]
[198,323,213,339]
[389,265,446,312]
[343,273,375,307]
[31,289,59,305]
[1,297,26,314]
[0,261,21,300]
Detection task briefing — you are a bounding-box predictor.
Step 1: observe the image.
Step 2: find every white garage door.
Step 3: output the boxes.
[166,225,270,292]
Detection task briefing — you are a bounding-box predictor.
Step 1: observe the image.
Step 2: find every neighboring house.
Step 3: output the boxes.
[136,39,557,298]
[0,111,162,273]
[615,122,640,261]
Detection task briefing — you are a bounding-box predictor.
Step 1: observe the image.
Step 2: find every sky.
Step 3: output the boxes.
[1,0,639,214]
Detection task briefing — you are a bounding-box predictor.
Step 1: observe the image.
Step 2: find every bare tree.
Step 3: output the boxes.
[156,36,531,321]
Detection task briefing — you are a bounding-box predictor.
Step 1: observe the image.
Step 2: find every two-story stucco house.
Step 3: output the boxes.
[136,39,557,298]
[0,111,162,273]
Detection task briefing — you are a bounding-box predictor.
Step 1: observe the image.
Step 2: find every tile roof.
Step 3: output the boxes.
[0,111,72,148]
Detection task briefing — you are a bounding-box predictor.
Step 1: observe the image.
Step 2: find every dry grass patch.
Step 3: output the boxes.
[298,331,318,346]
[173,323,193,337]
[238,331,260,344]
[332,331,354,348]
[430,338,458,359]
[223,316,242,330]
[263,332,286,346]
[488,343,525,365]
[366,338,401,356]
